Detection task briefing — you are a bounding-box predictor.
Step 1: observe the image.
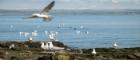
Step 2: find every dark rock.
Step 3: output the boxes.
[10,56,19,60]
[69,55,75,60]
[38,55,53,60]
[0,52,5,59]
[52,41,65,47]
[127,55,136,59]
[134,53,140,58]
[24,41,41,48]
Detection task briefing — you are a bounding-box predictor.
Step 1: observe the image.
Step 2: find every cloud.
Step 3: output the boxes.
[111,0,119,3]
[134,0,140,4]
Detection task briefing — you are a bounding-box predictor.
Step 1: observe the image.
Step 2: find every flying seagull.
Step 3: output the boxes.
[29,1,55,22]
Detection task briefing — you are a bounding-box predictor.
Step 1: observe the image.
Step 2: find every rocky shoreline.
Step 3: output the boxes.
[0,41,140,60]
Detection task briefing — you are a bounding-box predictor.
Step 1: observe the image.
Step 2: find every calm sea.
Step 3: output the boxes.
[0,10,140,48]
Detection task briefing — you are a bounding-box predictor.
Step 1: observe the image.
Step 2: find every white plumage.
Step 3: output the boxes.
[28,1,55,22]
[41,41,64,50]
[92,48,96,55]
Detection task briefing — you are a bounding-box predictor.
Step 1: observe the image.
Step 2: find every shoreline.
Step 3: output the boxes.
[0,41,140,60]
[0,40,139,49]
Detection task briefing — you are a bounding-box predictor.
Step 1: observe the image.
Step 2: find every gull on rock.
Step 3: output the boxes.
[92,48,96,55]
[9,44,15,49]
[41,42,48,50]
[41,41,64,50]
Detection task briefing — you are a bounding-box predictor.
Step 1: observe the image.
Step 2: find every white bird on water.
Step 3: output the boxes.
[113,42,118,48]
[85,31,89,35]
[32,30,38,36]
[27,1,55,22]
[80,25,84,29]
[19,32,23,36]
[76,30,81,34]
[19,32,29,37]
[57,23,65,28]
[28,37,33,41]
[49,34,55,40]
[48,31,59,41]
[44,31,48,35]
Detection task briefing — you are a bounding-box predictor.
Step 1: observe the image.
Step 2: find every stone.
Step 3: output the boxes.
[127,55,136,59]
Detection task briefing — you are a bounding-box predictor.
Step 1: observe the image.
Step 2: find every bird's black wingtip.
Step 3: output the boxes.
[52,1,55,3]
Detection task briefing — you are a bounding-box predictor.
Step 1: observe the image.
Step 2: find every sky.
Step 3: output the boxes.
[0,0,140,10]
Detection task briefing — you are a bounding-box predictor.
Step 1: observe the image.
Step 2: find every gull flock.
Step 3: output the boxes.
[9,0,120,51]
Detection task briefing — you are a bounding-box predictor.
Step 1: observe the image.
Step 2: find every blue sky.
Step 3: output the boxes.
[0,0,140,10]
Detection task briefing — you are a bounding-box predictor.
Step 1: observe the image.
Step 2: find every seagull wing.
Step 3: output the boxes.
[41,1,55,15]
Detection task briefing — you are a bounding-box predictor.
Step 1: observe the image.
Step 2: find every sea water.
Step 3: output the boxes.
[0,10,140,48]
